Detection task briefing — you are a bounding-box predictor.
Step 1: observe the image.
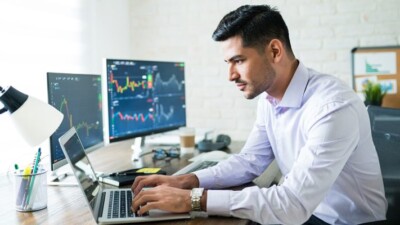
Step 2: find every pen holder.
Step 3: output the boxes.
[14,168,47,212]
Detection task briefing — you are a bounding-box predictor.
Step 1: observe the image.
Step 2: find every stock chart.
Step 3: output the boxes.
[47,73,103,164]
[106,59,186,141]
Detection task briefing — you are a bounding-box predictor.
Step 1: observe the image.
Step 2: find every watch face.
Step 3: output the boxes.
[192,188,204,196]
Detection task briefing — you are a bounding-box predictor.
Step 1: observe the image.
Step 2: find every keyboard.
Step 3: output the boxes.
[173,160,219,175]
[188,161,218,173]
[107,190,135,218]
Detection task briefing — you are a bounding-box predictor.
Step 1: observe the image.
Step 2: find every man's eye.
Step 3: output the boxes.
[235,59,243,64]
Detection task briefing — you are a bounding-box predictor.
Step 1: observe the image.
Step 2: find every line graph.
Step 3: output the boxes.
[109,71,153,94]
[155,104,174,123]
[47,73,104,166]
[59,96,101,136]
[113,111,155,122]
[105,59,186,140]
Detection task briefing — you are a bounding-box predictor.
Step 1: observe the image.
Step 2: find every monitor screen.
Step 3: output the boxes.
[47,72,104,171]
[103,59,186,143]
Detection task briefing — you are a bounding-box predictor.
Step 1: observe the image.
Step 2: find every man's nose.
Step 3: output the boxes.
[228,65,239,81]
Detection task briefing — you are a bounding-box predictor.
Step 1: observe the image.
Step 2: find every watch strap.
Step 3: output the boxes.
[190,188,204,211]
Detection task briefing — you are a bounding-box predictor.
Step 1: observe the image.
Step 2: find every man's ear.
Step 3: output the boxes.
[267,39,283,62]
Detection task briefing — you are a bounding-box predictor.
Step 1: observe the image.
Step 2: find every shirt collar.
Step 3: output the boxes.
[266,61,309,109]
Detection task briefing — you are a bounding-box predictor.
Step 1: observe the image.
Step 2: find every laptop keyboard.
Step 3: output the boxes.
[186,160,218,173]
[102,162,219,219]
[107,190,135,219]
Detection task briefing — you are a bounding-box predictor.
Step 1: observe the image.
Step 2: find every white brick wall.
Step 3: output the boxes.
[0,0,397,175]
[129,0,400,141]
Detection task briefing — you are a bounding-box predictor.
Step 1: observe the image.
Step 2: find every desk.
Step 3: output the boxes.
[0,140,251,225]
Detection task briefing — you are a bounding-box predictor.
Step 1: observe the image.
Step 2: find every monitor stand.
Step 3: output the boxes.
[131,137,146,161]
[47,166,78,186]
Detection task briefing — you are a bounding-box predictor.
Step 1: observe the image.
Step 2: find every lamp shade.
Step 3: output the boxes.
[0,86,63,146]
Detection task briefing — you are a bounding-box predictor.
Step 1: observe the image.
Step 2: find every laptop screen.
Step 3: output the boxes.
[61,129,101,210]
[59,127,192,223]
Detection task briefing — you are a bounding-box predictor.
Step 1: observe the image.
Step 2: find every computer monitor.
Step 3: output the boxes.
[102,59,186,158]
[47,72,104,181]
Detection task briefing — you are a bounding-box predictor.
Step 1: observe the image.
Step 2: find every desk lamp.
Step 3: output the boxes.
[0,86,63,146]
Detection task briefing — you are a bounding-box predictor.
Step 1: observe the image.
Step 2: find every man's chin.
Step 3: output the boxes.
[243,89,263,99]
[243,92,257,100]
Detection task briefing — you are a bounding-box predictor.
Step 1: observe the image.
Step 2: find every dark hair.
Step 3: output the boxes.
[212,5,293,54]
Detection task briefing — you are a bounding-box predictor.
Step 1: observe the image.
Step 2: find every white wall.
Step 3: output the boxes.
[128,0,400,141]
[0,0,131,173]
[1,0,399,173]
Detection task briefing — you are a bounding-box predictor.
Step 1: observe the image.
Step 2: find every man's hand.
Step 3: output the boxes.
[131,185,191,215]
[131,174,199,195]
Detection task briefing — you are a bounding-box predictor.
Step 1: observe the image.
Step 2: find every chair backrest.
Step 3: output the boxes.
[367,105,400,222]
[367,105,400,181]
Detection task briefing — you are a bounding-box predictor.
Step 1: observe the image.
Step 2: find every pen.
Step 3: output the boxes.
[108,168,162,177]
[24,148,41,209]
[109,172,146,177]
[17,166,32,207]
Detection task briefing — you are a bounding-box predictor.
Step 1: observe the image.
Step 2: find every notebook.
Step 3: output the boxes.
[99,168,167,187]
[58,127,190,224]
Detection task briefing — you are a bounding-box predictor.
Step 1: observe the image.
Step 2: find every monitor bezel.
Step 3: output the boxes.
[102,58,187,145]
[47,72,104,171]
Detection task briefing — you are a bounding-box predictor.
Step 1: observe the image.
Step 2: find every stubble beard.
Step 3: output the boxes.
[243,67,276,100]
[243,86,258,99]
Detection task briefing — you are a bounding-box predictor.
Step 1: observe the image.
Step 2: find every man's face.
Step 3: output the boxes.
[222,36,276,99]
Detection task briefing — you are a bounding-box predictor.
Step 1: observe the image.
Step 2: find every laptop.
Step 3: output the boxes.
[58,127,190,224]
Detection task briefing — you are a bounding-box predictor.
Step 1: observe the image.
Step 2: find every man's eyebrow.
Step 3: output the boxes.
[225,55,243,63]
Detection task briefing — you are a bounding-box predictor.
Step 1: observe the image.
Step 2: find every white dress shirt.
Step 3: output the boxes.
[194,62,387,225]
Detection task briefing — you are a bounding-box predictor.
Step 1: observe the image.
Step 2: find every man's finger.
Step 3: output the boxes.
[131,189,160,212]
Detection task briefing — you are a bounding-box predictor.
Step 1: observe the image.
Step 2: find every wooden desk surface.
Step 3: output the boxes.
[0,140,249,225]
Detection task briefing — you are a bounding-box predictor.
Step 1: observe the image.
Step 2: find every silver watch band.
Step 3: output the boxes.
[190,188,204,211]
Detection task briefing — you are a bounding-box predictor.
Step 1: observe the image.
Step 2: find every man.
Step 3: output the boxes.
[131,5,387,224]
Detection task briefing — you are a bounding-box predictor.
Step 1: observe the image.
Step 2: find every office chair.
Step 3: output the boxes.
[367,105,400,222]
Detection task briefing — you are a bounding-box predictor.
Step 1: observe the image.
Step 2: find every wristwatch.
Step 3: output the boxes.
[190,188,204,211]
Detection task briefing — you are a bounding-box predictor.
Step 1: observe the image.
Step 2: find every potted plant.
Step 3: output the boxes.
[363,80,386,106]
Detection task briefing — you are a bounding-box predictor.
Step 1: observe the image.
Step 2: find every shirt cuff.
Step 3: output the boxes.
[193,168,215,189]
[206,190,231,216]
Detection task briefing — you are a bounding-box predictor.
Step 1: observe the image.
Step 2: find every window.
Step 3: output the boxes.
[0,0,92,174]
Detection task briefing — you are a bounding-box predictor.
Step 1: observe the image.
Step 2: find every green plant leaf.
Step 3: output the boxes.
[363,80,386,106]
